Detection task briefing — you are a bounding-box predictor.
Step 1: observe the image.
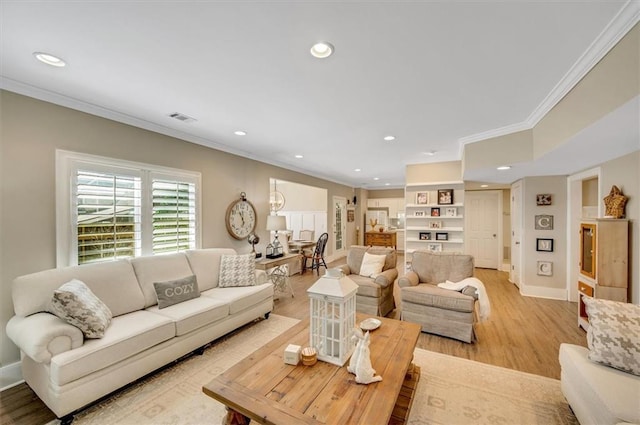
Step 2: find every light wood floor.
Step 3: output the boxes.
[0,255,586,424]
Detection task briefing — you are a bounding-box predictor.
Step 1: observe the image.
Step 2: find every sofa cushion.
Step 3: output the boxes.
[146,296,228,336]
[185,248,237,290]
[130,253,195,308]
[410,251,474,284]
[359,253,386,278]
[49,279,112,338]
[202,283,273,315]
[402,284,475,313]
[153,275,200,309]
[584,297,640,376]
[50,310,175,386]
[559,343,640,424]
[12,259,144,318]
[219,254,256,287]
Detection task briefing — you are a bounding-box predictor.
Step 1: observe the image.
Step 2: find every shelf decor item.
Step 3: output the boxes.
[437,189,454,205]
[416,191,429,205]
[307,269,358,366]
[444,207,457,217]
[603,185,628,218]
[426,243,442,252]
[536,238,554,252]
[429,221,442,229]
[431,207,440,217]
[436,232,448,241]
[414,210,425,217]
[419,232,431,240]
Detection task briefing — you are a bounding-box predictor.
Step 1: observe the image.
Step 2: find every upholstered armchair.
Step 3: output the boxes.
[336,245,397,317]
[397,251,480,343]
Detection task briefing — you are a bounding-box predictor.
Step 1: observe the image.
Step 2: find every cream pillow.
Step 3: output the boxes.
[359,252,387,278]
[49,279,112,338]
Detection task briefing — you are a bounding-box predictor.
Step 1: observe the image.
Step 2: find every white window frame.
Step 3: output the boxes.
[56,150,202,267]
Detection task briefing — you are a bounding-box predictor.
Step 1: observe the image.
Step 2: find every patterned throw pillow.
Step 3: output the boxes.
[584,297,640,376]
[219,254,256,287]
[49,279,113,338]
[153,275,200,309]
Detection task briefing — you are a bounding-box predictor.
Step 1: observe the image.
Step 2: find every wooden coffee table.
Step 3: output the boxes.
[203,314,421,425]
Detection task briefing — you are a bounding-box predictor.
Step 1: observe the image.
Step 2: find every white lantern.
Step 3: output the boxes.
[307,268,358,366]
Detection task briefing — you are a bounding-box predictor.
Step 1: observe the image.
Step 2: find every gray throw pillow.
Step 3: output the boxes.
[584,297,640,376]
[49,279,113,338]
[153,275,200,309]
[219,253,256,287]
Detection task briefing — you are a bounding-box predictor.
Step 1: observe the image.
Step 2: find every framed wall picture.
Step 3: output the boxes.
[437,189,454,205]
[414,210,425,217]
[537,261,553,276]
[536,194,552,206]
[429,221,442,229]
[536,238,554,252]
[444,207,457,217]
[419,232,431,240]
[416,192,429,205]
[534,215,554,230]
[431,207,440,217]
[426,243,442,252]
[347,209,355,222]
[435,232,448,241]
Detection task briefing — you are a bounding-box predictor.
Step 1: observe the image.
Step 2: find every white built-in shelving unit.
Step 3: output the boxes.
[405,181,465,258]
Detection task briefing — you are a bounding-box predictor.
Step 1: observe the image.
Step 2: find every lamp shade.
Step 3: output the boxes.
[266,215,287,232]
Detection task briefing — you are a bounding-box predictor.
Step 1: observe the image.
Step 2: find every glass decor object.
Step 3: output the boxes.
[307,269,358,366]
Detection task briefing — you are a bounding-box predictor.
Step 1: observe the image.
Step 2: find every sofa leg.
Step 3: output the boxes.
[194,346,205,356]
[60,414,74,425]
[264,312,271,319]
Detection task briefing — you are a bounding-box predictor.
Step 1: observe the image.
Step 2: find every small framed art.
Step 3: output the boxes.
[535,215,554,230]
[444,207,457,217]
[416,192,429,205]
[414,210,425,217]
[426,243,442,252]
[537,261,553,276]
[429,221,442,229]
[536,238,554,252]
[536,194,552,206]
[431,207,440,217]
[435,232,448,241]
[437,189,454,205]
[419,232,431,240]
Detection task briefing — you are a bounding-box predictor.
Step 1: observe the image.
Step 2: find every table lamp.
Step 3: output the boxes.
[266,215,286,259]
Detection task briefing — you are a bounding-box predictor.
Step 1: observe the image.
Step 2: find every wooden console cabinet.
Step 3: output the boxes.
[365,231,397,249]
[578,219,629,330]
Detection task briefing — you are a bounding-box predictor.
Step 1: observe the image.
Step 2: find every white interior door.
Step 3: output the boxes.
[510,181,522,287]
[333,196,347,256]
[466,191,501,269]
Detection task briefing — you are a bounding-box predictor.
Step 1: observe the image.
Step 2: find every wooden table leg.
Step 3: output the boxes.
[224,407,250,425]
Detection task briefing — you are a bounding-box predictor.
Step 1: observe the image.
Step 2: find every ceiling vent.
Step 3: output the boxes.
[168,112,197,123]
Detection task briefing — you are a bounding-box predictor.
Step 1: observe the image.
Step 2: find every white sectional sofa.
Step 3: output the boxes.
[6,248,274,424]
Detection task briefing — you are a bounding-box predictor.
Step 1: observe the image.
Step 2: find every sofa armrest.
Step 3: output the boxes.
[6,313,83,364]
[397,271,419,288]
[374,268,398,288]
[336,264,352,276]
[255,269,268,285]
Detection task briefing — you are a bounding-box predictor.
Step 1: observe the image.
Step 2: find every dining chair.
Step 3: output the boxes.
[302,232,329,275]
[299,229,315,241]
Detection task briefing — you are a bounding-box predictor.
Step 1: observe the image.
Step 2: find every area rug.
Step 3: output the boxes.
[48,316,577,425]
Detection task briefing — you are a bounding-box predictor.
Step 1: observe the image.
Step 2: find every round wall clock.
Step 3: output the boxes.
[225,192,257,240]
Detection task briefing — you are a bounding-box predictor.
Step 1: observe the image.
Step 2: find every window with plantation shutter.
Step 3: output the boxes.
[57,150,201,267]
[152,179,196,254]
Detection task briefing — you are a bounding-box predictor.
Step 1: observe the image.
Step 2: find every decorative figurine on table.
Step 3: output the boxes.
[603,185,628,219]
[347,328,382,384]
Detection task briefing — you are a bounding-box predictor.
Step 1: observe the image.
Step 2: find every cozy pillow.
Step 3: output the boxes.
[153,275,200,309]
[359,252,387,278]
[219,253,256,287]
[49,279,112,338]
[584,297,640,376]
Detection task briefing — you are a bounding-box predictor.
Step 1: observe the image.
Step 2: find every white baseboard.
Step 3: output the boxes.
[0,361,24,391]
[520,284,568,301]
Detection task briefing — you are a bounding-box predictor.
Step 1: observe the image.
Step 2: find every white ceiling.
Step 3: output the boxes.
[1,1,638,189]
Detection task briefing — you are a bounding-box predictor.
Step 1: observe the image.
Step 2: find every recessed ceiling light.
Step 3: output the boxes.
[354,168,361,172]
[385,183,390,186]
[33,52,66,67]
[294,154,303,159]
[383,136,395,141]
[423,150,436,156]
[234,130,247,136]
[481,184,489,188]
[497,165,511,170]
[310,42,334,59]
[373,177,380,181]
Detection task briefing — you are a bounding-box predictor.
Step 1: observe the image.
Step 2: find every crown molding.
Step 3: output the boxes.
[458,0,640,149]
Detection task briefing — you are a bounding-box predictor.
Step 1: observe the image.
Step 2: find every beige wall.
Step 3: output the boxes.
[0,91,355,365]
[367,188,404,198]
[406,161,462,183]
[463,130,533,172]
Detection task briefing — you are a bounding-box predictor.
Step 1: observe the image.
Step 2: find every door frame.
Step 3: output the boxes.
[332,196,347,258]
[465,190,502,270]
[510,180,522,287]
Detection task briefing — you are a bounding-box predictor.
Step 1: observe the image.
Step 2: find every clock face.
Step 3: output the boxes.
[225,199,257,240]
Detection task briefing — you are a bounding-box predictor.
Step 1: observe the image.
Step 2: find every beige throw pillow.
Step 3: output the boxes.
[49,279,112,338]
[584,297,640,376]
[219,253,257,287]
[359,252,387,278]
